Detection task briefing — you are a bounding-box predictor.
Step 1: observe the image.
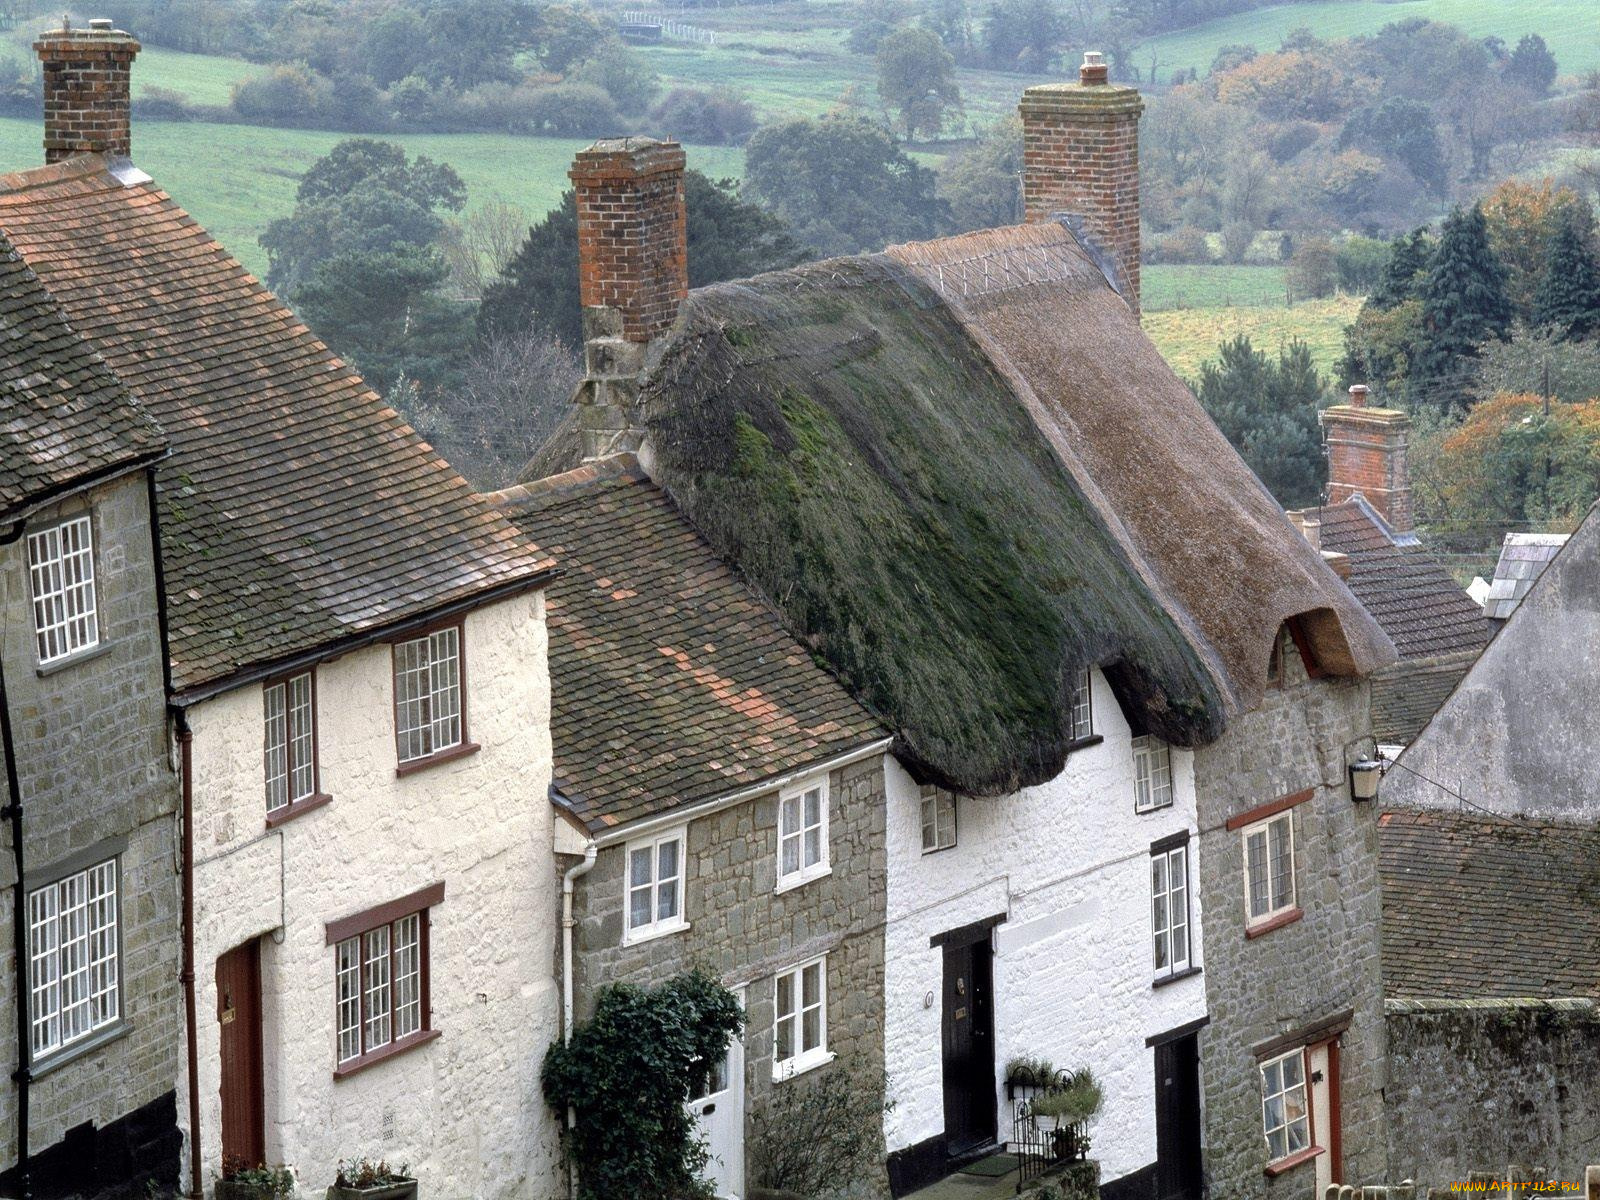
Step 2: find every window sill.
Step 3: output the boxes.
[395,741,480,778]
[1134,801,1176,816]
[1264,1146,1324,1177]
[35,640,112,678]
[26,1020,129,1080]
[775,864,832,895]
[1245,908,1304,940]
[920,842,957,856]
[333,1028,440,1080]
[1152,965,1203,990]
[265,792,332,829]
[623,918,691,947]
[1067,734,1104,752]
[772,1049,835,1083]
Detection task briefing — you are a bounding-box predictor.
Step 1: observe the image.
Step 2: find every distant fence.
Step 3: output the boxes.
[620,11,717,43]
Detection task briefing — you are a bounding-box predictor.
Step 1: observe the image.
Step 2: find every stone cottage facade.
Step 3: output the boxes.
[490,458,891,1199]
[0,234,180,1197]
[2,22,566,1197]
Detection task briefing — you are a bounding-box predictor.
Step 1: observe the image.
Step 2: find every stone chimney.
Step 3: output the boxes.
[35,18,141,164]
[1019,52,1143,312]
[1321,384,1414,534]
[568,137,688,461]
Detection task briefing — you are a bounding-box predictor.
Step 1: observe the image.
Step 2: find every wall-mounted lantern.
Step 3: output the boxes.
[1349,758,1383,803]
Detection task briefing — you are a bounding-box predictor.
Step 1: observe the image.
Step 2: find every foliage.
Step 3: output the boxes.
[1473,326,1600,404]
[981,0,1068,73]
[1369,229,1435,311]
[1004,1055,1057,1087]
[1412,203,1512,414]
[572,41,661,115]
[296,138,466,211]
[848,19,896,58]
[743,115,947,256]
[876,27,963,140]
[1192,335,1329,506]
[1214,50,1351,122]
[541,969,742,1200]
[522,83,625,138]
[1531,211,1600,341]
[1503,33,1558,97]
[1480,179,1595,321]
[650,88,757,146]
[334,1157,413,1187]
[1339,98,1448,196]
[218,1160,294,1197]
[1337,299,1425,395]
[231,63,331,126]
[1286,237,1337,300]
[1335,237,1389,295]
[478,173,810,349]
[938,118,1023,234]
[1029,1068,1105,1125]
[750,1066,893,1195]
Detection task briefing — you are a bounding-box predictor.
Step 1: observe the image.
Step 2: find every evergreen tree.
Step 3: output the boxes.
[1503,33,1558,97]
[1368,228,1433,310]
[1193,335,1329,507]
[1412,204,1512,413]
[1531,208,1600,341]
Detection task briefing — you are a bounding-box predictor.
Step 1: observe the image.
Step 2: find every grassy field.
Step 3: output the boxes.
[1142,294,1362,381]
[1143,264,1290,311]
[0,118,742,279]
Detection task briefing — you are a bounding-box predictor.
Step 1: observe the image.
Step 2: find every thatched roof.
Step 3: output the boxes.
[536,222,1394,796]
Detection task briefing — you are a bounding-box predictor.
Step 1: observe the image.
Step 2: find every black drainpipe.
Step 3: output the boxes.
[1,517,32,1200]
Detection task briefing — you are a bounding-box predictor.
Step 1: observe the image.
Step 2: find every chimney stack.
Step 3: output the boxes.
[570,137,687,345]
[1019,52,1143,312]
[35,18,141,164]
[1321,384,1414,534]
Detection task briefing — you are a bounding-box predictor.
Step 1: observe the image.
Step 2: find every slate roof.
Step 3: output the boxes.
[0,230,164,519]
[1379,808,1600,1000]
[0,155,553,694]
[1314,498,1488,661]
[1369,654,1479,747]
[489,456,886,832]
[1483,533,1568,622]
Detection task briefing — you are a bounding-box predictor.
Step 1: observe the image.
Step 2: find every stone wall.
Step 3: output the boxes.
[1194,670,1388,1200]
[0,473,181,1197]
[1385,1002,1600,1191]
[570,754,889,1192]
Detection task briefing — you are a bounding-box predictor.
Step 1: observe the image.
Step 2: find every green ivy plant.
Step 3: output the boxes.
[542,968,743,1200]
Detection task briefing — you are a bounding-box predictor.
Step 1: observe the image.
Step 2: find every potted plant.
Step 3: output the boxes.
[1004,1055,1055,1098]
[1028,1067,1104,1162]
[327,1157,417,1200]
[215,1158,295,1200]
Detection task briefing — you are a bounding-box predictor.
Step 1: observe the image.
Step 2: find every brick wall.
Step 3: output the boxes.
[34,23,140,164]
[1019,61,1143,312]
[570,137,688,344]
[1321,394,1413,534]
[0,472,181,1197]
[570,755,889,1193]
[1193,672,1388,1200]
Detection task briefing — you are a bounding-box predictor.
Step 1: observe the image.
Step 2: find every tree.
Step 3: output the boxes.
[938,117,1023,233]
[1473,325,1600,405]
[1192,336,1329,507]
[1503,33,1558,97]
[876,27,962,140]
[478,172,812,348]
[1287,237,1337,300]
[1412,204,1512,413]
[1480,179,1595,320]
[743,114,948,256]
[1214,50,1351,122]
[295,138,466,211]
[1369,228,1434,310]
[533,4,613,75]
[572,40,660,115]
[1339,98,1448,196]
[981,0,1067,73]
[1531,209,1600,340]
[1337,299,1425,395]
[439,200,533,300]
[650,87,757,145]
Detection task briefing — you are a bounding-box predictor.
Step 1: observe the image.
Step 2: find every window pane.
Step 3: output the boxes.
[921,797,937,851]
[657,877,679,922]
[1072,668,1092,739]
[629,886,652,930]
[393,915,422,1039]
[87,862,118,1026]
[804,826,821,868]
[775,1011,794,1062]
[802,962,821,1009]
[428,627,462,751]
[393,637,432,763]
[336,937,362,1062]
[630,847,653,889]
[802,1005,821,1053]
[1281,1050,1304,1087]
[780,795,799,839]
[1267,1127,1287,1161]
[57,872,91,1043]
[363,927,391,1050]
[777,972,794,1020]
[263,682,288,812]
[1263,1058,1282,1093]
[28,885,60,1056]
[1270,816,1293,909]
[1247,831,1269,917]
[28,517,99,664]
[781,832,800,877]
[288,673,315,802]
[657,839,679,883]
[804,788,821,829]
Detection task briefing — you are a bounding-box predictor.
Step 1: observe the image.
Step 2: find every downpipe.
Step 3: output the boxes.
[561,840,597,1200]
[177,714,201,1199]
[1,519,31,1200]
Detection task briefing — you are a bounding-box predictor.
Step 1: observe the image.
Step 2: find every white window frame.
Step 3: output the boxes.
[27,514,100,667]
[920,789,957,854]
[1242,811,1297,927]
[27,857,120,1061]
[335,909,427,1068]
[393,625,464,764]
[772,955,832,1081]
[1259,1047,1312,1163]
[1071,667,1094,741]
[264,670,318,814]
[1151,843,1191,978]
[775,776,830,892]
[623,827,689,944]
[1132,735,1174,813]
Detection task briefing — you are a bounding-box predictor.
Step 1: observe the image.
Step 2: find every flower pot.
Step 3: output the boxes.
[216,1179,291,1200]
[326,1182,417,1200]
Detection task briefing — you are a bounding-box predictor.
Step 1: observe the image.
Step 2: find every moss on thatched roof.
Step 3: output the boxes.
[632,254,1224,794]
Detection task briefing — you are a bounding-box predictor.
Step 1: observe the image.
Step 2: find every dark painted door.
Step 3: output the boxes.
[1154,1033,1203,1200]
[941,937,996,1156]
[217,940,265,1171]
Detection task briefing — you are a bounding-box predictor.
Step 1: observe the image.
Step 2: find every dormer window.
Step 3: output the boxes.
[1132,736,1174,813]
[27,515,99,666]
[393,623,477,772]
[264,670,326,823]
[1070,668,1094,741]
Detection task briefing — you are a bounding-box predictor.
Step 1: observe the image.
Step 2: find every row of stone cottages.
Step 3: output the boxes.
[0,19,1592,1200]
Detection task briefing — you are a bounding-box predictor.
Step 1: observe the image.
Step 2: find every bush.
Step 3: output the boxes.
[750,1066,892,1197]
[652,87,758,145]
[1335,236,1389,294]
[1221,220,1257,264]
[133,86,195,121]
[1146,226,1214,265]
[231,63,331,126]
[523,83,625,137]
[572,40,660,114]
[1287,236,1338,299]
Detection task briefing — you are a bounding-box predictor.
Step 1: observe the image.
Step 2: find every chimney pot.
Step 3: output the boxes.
[89,17,113,29]
[1348,383,1370,408]
[1080,51,1109,85]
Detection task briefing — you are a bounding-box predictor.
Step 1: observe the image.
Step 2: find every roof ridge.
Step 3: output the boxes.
[0,151,114,195]
[486,453,647,511]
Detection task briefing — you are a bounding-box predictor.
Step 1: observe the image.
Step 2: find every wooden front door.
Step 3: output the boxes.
[1154,1033,1203,1200]
[217,940,265,1171]
[1309,1040,1342,1195]
[940,936,996,1157]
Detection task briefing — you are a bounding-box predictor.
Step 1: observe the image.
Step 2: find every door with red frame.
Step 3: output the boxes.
[217,940,266,1172]
[1308,1039,1342,1195]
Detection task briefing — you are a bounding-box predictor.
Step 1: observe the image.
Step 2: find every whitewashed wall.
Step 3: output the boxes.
[177,594,562,1199]
[883,668,1207,1184]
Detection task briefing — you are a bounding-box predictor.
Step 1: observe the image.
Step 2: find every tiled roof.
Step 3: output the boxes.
[1315,499,1488,660]
[0,155,553,692]
[0,230,163,519]
[1369,652,1478,746]
[1379,808,1600,1000]
[1483,533,1568,621]
[490,456,886,833]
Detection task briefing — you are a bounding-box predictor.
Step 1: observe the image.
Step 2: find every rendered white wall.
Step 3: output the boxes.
[883,669,1207,1183]
[178,594,562,1199]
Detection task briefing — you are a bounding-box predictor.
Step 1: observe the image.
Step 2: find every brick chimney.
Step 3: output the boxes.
[1321,384,1414,534]
[1019,52,1143,312]
[35,18,141,164]
[568,137,688,461]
